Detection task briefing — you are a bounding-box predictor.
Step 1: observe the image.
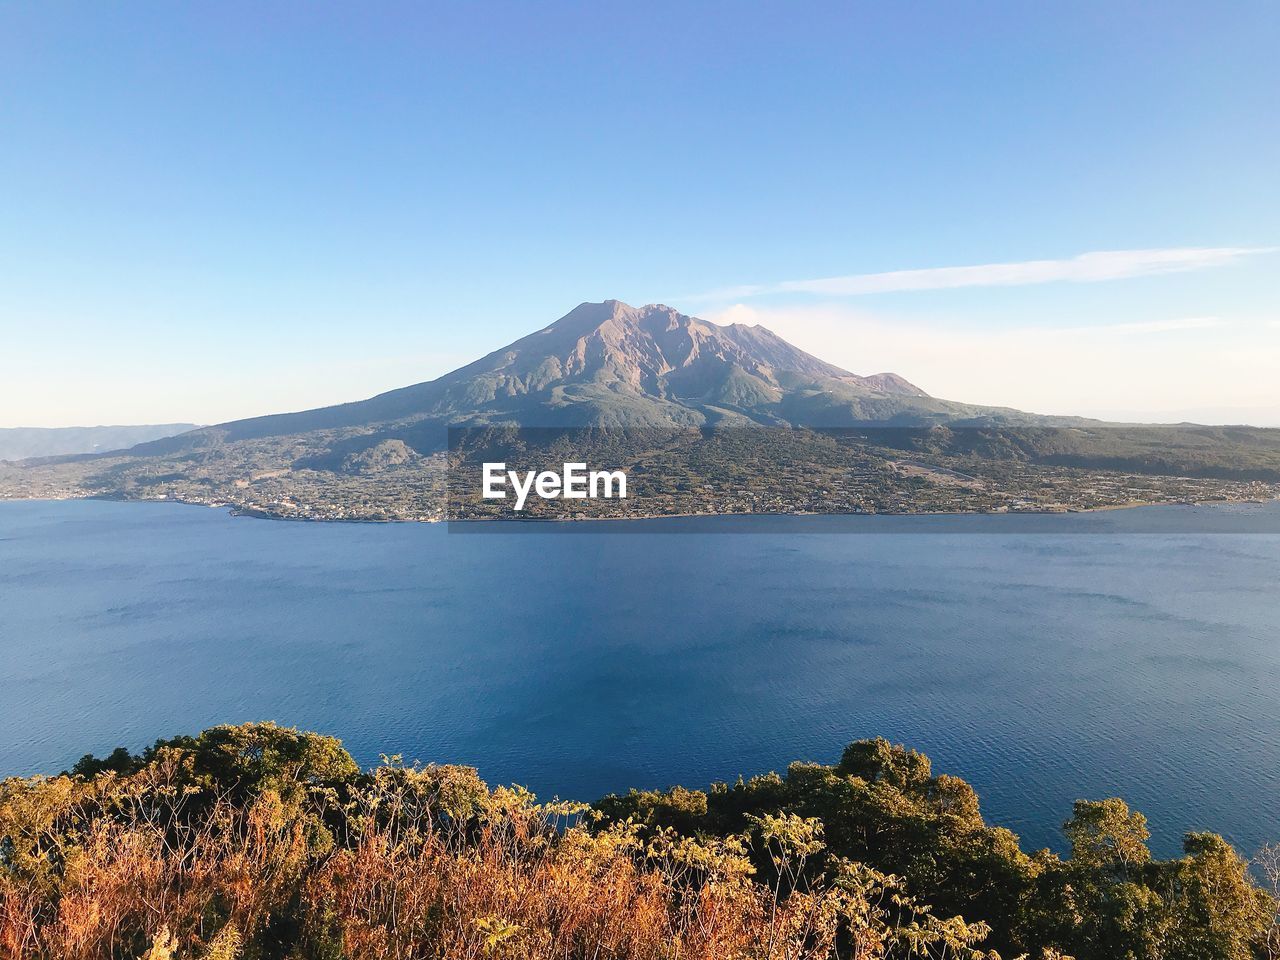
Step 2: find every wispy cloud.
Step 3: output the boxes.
[704,303,1280,425]
[693,247,1274,301]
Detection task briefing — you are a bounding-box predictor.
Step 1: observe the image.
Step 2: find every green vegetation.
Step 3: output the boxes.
[4,723,1278,958]
[598,738,1280,959]
[445,426,1280,520]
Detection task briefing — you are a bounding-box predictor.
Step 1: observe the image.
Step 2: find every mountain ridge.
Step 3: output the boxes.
[129,300,1054,457]
[4,300,1278,522]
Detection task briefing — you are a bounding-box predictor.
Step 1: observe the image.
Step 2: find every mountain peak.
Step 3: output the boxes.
[430,300,931,425]
[159,300,948,443]
[547,300,688,333]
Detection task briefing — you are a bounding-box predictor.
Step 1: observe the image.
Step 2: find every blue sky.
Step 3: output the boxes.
[1,2,1277,426]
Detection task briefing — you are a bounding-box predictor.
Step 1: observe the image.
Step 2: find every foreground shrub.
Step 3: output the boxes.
[1,724,1273,959]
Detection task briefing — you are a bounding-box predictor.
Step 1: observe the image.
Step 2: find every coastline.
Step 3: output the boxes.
[4,490,1279,528]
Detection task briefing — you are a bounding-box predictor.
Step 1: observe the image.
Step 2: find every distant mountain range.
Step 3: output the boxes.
[2,301,1277,520]
[0,424,198,462]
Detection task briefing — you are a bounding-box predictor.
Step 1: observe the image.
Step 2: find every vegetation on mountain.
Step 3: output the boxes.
[444,425,1280,520]
[3,723,1277,959]
[2,302,1279,520]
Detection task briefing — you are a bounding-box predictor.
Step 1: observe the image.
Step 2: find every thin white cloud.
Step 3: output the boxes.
[693,246,1274,301]
[704,303,1280,425]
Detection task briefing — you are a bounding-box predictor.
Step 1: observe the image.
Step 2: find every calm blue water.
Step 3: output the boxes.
[3,498,1279,857]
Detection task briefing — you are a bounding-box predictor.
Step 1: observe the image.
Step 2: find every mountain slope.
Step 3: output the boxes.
[5,300,1277,522]
[0,424,198,462]
[134,300,1050,456]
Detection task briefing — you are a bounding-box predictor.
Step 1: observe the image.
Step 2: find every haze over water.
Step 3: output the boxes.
[3,498,1279,857]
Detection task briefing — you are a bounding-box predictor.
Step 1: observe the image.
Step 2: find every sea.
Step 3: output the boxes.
[3,497,1278,857]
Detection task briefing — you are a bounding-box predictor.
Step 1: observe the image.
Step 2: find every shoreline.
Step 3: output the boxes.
[3,491,1278,526]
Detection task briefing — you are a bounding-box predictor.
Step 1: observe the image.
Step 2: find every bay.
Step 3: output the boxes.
[2,498,1278,857]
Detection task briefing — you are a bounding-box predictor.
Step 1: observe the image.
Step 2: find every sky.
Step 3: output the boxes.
[1,1,1277,428]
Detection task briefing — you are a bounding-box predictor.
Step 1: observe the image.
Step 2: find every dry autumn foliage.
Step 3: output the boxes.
[0,726,996,960]
[7,723,1274,960]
